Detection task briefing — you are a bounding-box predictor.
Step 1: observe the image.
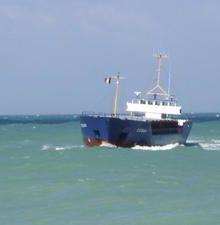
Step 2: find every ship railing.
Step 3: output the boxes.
[81,111,128,118]
[81,111,188,121]
[81,112,149,121]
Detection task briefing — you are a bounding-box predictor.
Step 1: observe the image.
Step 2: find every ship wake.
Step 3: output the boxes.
[132,143,179,151]
[100,142,118,148]
[199,139,220,151]
[187,139,220,151]
[100,142,179,150]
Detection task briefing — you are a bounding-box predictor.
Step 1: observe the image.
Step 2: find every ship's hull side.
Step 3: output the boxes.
[80,115,192,147]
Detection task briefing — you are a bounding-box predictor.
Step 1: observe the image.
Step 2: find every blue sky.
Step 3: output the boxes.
[0,0,219,114]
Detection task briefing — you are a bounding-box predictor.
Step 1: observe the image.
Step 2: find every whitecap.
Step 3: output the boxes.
[199,143,220,151]
[212,139,220,144]
[132,143,179,151]
[189,138,220,151]
[41,144,53,150]
[100,142,117,148]
[54,145,82,151]
[55,146,67,151]
[41,144,84,151]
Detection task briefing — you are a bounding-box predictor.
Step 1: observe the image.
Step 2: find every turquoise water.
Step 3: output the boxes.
[0,118,220,225]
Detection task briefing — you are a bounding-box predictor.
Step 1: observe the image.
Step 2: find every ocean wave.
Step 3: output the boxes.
[132,143,179,151]
[0,115,79,125]
[100,142,117,148]
[199,139,220,151]
[41,144,84,151]
[189,138,220,151]
[212,139,220,144]
[100,142,180,150]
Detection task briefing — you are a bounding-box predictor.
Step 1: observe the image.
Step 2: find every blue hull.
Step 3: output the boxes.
[80,115,192,147]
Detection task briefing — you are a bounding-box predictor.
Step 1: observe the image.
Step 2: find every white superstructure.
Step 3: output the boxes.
[127,98,181,120]
[126,53,182,120]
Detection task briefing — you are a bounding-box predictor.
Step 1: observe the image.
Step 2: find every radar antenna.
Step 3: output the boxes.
[134,91,142,98]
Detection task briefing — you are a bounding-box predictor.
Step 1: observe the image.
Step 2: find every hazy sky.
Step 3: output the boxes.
[0,0,219,114]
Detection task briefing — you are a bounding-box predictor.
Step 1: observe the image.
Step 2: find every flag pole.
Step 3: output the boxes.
[112,72,124,117]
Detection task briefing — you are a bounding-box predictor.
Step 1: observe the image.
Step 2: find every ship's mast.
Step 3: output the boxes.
[168,59,172,96]
[112,72,124,116]
[147,53,169,97]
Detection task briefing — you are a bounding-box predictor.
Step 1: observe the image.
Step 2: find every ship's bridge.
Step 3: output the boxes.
[126,97,182,120]
[126,53,183,120]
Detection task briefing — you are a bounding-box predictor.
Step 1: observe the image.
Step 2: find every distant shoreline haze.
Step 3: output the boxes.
[0,113,219,124]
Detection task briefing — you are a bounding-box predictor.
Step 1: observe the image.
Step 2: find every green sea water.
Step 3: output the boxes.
[0,119,220,225]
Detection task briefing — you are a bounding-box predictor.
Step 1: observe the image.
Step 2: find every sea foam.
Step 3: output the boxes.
[99,142,180,150]
[189,138,220,151]
[132,143,179,151]
[100,142,117,148]
[199,143,220,151]
[41,144,84,151]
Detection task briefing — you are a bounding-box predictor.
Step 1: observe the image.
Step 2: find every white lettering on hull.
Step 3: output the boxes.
[136,128,147,133]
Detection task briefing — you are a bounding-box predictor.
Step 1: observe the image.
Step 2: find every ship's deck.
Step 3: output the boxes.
[81,112,186,122]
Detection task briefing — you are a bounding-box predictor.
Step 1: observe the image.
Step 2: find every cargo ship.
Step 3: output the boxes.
[80,53,192,147]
